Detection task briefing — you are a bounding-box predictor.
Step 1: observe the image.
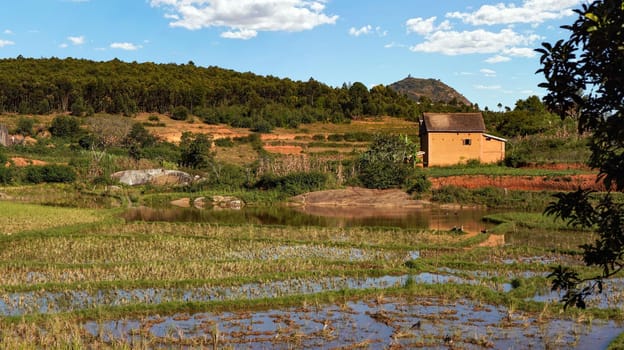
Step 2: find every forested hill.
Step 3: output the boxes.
[389,77,471,106]
[0,57,473,129]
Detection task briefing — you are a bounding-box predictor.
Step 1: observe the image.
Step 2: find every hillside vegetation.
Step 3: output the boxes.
[0,57,476,132]
[389,76,471,106]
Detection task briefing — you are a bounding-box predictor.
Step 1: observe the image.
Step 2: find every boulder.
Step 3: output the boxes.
[111,169,193,186]
[211,195,245,210]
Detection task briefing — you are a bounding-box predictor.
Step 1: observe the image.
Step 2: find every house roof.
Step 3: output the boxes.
[422,113,486,133]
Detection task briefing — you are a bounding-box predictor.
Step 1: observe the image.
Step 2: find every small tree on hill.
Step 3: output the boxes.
[537,0,624,309]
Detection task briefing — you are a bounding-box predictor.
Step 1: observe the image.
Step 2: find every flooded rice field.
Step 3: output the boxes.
[84,297,622,349]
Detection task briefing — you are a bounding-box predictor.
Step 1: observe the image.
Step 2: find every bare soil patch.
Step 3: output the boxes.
[8,157,47,167]
[430,174,605,191]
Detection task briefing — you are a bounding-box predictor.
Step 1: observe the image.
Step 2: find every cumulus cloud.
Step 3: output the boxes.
[68,36,85,45]
[110,42,141,51]
[150,0,338,39]
[410,28,540,56]
[447,0,582,26]
[0,39,15,48]
[485,55,511,63]
[406,16,451,35]
[349,25,372,37]
[349,25,387,37]
[480,68,496,77]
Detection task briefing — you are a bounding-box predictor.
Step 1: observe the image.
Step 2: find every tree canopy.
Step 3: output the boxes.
[0,57,473,129]
[537,0,624,309]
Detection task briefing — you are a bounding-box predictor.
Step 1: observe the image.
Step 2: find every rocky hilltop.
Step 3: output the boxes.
[389,77,471,105]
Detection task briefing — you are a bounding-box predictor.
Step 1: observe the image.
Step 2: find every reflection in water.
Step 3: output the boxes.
[123,206,494,231]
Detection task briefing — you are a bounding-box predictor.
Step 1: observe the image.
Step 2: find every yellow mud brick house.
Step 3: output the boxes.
[419,113,506,167]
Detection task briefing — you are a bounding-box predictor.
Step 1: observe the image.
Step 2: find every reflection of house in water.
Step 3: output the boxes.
[0,124,9,147]
[419,113,507,167]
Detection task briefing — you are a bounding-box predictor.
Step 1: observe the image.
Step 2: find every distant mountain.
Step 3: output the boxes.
[389,77,471,106]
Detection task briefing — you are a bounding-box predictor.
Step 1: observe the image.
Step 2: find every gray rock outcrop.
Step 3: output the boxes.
[111,169,194,186]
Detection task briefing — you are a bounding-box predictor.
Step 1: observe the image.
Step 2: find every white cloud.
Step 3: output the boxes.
[349,25,372,37]
[384,41,407,49]
[150,0,338,39]
[406,16,451,36]
[485,55,511,63]
[447,0,581,26]
[221,29,257,40]
[349,25,387,37]
[409,28,540,56]
[68,36,85,45]
[0,40,15,48]
[110,42,141,51]
[502,47,537,57]
[474,84,502,90]
[59,43,69,48]
[480,68,496,77]
[3,29,13,35]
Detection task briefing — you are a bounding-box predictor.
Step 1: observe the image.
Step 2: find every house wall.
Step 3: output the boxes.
[426,132,482,167]
[480,136,506,164]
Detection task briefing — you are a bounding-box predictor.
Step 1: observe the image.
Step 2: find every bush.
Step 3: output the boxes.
[207,163,249,189]
[171,106,189,121]
[148,115,160,122]
[23,165,76,184]
[15,117,35,136]
[255,171,329,196]
[405,173,431,194]
[50,115,81,138]
[0,167,13,184]
[214,138,234,147]
[504,153,528,168]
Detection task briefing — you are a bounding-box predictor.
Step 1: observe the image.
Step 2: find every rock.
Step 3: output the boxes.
[111,169,193,186]
[193,197,206,209]
[211,195,244,210]
[171,198,191,208]
[105,185,122,193]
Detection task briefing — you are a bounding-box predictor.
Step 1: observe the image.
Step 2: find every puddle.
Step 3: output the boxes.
[0,272,504,316]
[529,278,624,309]
[84,297,623,349]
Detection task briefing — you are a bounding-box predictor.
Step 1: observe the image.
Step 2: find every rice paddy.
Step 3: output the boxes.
[0,198,622,348]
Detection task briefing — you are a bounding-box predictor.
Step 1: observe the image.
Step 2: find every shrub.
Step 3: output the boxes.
[49,115,81,138]
[405,173,431,194]
[15,117,35,136]
[148,115,160,122]
[254,171,328,196]
[214,138,234,147]
[0,167,12,184]
[23,165,76,184]
[171,106,189,121]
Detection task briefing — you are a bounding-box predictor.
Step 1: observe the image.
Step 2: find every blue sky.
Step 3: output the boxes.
[0,0,583,110]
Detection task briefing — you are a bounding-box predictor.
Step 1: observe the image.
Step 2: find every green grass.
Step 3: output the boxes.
[425,164,591,177]
[0,201,106,235]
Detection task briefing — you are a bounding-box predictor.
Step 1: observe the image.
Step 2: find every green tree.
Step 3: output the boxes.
[179,132,213,169]
[357,134,418,189]
[537,0,624,309]
[124,123,156,161]
[171,106,189,121]
[49,115,80,138]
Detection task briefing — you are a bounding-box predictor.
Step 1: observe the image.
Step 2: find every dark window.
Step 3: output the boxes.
[463,139,472,145]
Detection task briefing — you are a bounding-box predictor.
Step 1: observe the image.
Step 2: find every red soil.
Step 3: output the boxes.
[7,157,47,167]
[430,174,605,192]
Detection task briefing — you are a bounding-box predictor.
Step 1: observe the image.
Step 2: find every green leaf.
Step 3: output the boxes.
[585,12,599,23]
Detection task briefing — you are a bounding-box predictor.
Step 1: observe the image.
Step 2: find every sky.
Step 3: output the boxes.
[0,0,585,110]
